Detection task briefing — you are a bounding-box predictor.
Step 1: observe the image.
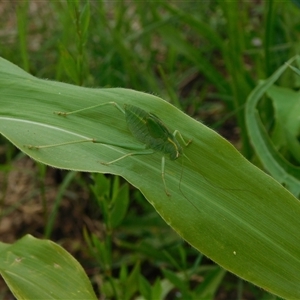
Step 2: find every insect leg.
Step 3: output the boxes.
[161,156,170,197]
[25,137,148,152]
[101,150,154,165]
[54,102,125,116]
[173,130,192,147]
[24,139,95,149]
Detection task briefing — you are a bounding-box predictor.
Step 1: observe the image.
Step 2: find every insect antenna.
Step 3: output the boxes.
[191,161,261,199]
[178,154,260,210]
[178,154,202,213]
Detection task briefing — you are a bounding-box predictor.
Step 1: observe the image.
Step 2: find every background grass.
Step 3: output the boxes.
[1,0,300,299]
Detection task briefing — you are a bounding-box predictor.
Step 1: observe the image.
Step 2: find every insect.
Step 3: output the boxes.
[27,102,192,196]
[57,102,192,196]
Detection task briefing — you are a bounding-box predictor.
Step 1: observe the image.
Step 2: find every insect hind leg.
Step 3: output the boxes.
[24,138,95,150]
[101,150,154,165]
[54,101,125,116]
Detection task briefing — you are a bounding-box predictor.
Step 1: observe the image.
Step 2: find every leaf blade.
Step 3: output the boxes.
[1,57,300,298]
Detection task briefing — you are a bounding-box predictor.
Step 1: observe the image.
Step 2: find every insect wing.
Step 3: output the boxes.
[146,113,170,139]
[146,113,181,159]
[125,105,151,145]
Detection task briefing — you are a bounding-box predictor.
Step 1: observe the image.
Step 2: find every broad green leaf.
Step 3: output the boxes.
[1,57,300,298]
[0,235,97,299]
[267,85,300,163]
[245,56,300,196]
[267,85,297,150]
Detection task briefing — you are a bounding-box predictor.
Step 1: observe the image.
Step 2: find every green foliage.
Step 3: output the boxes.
[1,55,300,299]
[246,56,300,196]
[1,1,300,299]
[0,235,97,299]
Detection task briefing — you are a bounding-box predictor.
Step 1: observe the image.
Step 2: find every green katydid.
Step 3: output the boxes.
[28,102,192,196]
